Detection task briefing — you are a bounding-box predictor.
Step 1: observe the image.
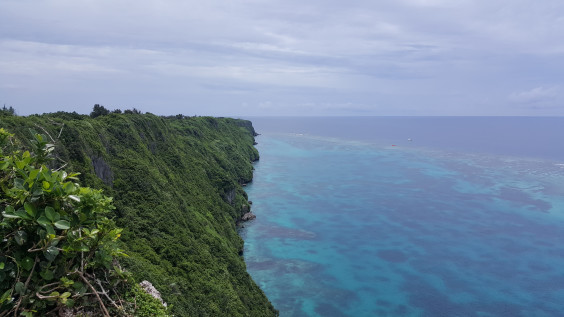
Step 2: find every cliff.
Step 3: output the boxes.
[0,112,277,316]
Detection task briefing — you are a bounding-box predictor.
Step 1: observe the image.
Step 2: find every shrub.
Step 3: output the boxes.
[90,104,110,118]
[0,128,129,316]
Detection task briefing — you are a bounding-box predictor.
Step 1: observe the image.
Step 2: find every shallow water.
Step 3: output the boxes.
[240,117,564,317]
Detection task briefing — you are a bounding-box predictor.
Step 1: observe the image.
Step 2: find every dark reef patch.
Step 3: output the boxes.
[377,249,409,263]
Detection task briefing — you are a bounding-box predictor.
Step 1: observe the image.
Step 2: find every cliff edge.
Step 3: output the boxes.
[0,112,277,316]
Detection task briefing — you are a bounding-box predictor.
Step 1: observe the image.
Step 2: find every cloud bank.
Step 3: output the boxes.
[1,0,563,116]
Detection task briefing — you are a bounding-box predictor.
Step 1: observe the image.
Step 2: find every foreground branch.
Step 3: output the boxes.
[72,271,110,317]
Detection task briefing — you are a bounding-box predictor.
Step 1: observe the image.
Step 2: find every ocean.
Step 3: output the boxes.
[238,117,564,317]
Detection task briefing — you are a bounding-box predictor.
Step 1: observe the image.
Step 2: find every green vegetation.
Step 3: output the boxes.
[124,284,169,317]
[0,128,170,316]
[0,110,276,316]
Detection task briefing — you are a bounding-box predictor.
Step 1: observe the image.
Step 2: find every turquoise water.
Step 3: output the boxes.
[240,117,564,317]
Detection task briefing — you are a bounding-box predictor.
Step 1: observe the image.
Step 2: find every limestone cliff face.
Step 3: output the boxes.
[90,155,113,185]
[224,188,236,205]
[0,113,277,317]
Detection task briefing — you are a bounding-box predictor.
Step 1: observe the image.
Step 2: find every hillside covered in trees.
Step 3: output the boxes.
[0,109,277,316]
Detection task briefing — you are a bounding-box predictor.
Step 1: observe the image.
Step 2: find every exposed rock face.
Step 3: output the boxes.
[241,204,249,213]
[241,212,256,221]
[90,156,113,186]
[140,280,167,307]
[224,188,236,205]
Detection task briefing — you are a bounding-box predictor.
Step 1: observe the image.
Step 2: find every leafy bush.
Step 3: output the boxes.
[0,129,129,316]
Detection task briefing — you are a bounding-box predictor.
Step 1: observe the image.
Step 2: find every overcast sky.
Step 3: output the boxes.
[1,0,564,116]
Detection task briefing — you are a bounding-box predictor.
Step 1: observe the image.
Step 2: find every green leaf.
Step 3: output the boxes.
[15,281,25,295]
[14,178,25,189]
[37,216,51,226]
[21,312,33,317]
[68,195,80,202]
[41,170,52,183]
[14,231,27,246]
[20,257,34,271]
[48,291,60,301]
[45,224,55,236]
[50,238,60,247]
[67,172,80,180]
[0,262,4,270]
[0,289,11,304]
[63,182,76,194]
[54,220,70,230]
[40,270,54,281]
[45,206,56,222]
[2,211,19,219]
[24,202,36,218]
[15,160,26,170]
[44,246,59,262]
[0,161,10,170]
[28,169,39,180]
[65,298,75,308]
[42,181,51,190]
[72,282,86,294]
[60,292,71,299]
[14,209,31,220]
[60,277,74,287]
[32,188,43,197]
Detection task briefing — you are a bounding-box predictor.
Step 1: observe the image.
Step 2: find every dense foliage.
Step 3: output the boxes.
[0,111,277,316]
[0,129,169,316]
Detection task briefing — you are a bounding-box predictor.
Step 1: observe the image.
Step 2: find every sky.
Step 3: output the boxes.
[1,0,564,116]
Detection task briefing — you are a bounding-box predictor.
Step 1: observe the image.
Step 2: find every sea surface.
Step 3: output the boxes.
[238,117,564,317]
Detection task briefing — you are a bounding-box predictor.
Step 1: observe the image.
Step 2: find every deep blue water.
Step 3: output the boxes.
[239,117,564,317]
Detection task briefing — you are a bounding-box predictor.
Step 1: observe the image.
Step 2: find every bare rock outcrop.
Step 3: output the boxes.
[90,156,113,186]
[140,280,167,307]
[241,212,256,221]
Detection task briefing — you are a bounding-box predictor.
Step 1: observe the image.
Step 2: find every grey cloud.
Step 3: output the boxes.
[1,0,564,116]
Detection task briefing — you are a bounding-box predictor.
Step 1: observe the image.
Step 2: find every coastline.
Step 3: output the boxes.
[238,120,564,316]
